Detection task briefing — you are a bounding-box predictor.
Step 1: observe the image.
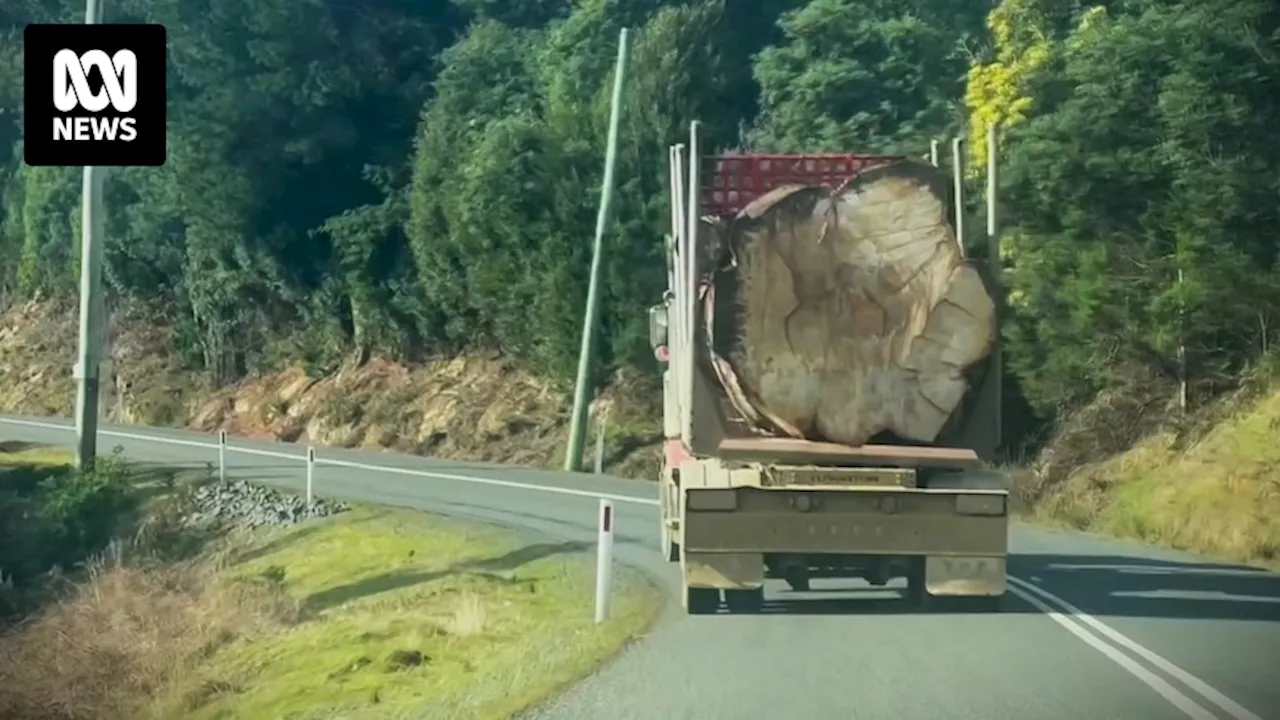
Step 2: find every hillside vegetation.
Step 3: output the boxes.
[1,0,1279,563]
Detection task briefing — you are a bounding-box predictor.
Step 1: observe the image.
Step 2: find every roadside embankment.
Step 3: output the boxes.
[0,299,664,480]
[1013,370,1280,569]
[0,444,661,720]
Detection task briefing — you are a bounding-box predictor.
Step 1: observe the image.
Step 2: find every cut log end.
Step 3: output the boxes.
[711,161,996,447]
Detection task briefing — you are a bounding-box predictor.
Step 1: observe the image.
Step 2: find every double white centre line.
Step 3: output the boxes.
[1007,575,1262,720]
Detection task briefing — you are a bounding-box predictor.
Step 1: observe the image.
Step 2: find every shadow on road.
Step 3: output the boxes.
[1007,553,1280,622]
[743,554,1280,620]
[0,440,48,454]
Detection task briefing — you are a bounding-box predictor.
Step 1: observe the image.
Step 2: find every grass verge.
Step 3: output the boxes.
[0,447,662,720]
[1025,386,1280,569]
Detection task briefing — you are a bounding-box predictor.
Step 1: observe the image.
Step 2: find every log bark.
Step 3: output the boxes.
[707,160,996,447]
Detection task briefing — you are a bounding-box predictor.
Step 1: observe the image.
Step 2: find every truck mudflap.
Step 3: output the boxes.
[922,555,1007,597]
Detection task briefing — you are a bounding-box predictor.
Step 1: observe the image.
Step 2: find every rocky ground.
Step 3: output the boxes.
[185,479,349,529]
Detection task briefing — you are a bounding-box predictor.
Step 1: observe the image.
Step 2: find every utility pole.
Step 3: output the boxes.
[986,123,1004,452]
[929,139,939,167]
[565,28,631,472]
[74,0,108,472]
[951,137,965,256]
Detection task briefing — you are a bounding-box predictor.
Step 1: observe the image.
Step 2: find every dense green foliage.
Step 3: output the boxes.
[1,0,1277,443]
[0,450,138,606]
[987,0,1280,414]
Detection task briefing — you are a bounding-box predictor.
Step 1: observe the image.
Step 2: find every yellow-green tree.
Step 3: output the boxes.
[965,0,1109,170]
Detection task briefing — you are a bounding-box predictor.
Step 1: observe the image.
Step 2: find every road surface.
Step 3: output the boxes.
[1,415,1277,720]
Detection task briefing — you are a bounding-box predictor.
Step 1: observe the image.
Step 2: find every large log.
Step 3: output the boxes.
[706,160,996,447]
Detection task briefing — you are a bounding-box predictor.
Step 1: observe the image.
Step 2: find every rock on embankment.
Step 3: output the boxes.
[187,479,349,529]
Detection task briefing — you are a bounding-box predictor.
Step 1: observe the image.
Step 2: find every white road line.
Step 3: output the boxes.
[0,417,659,507]
[1005,582,1220,720]
[319,456,659,506]
[1009,576,1263,720]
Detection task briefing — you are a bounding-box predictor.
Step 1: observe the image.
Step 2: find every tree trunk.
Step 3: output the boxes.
[708,160,997,447]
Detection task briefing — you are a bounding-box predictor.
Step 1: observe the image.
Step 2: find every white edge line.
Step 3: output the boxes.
[1005,583,1220,720]
[1009,576,1262,720]
[319,456,659,506]
[0,417,659,507]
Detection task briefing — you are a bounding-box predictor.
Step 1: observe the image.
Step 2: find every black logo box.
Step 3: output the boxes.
[23,24,167,168]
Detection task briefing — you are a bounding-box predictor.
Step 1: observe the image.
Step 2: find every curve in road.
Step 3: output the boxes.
[1,415,1277,720]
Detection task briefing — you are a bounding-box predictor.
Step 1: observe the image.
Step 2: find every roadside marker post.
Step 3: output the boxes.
[595,499,615,624]
[218,430,227,483]
[305,447,315,507]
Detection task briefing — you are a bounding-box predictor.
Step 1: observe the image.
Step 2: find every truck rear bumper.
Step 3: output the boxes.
[682,490,1008,556]
[680,486,1008,597]
[683,552,1007,597]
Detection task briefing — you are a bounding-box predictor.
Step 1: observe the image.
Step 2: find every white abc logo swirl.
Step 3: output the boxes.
[52,48,137,113]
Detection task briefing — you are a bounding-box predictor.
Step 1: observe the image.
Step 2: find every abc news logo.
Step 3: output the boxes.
[24,24,167,167]
[53,48,139,142]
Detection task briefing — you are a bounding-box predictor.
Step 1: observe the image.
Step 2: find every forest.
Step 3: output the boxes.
[0,0,1277,453]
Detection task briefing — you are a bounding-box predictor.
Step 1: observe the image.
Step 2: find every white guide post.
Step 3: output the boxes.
[594,499,615,624]
[218,429,227,483]
[305,446,315,507]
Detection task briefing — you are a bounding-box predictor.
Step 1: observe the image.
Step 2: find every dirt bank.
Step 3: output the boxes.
[0,300,662,479]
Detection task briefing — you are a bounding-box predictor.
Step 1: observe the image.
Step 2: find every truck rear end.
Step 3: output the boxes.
[652,123,1008,614]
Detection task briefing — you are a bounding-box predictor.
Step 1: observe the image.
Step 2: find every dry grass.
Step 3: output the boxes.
[0,300,664,479]
[1023,375,1280,568]
[0,505,661,720]
[0,536,298,720]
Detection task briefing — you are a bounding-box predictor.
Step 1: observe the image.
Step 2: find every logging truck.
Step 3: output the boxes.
[649,124,1008,614]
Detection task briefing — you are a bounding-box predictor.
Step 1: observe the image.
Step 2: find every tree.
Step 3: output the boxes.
[751,0,990,154]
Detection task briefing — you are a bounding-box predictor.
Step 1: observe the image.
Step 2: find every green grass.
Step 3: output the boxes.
[0,444,662,720]
[0,443,73,469]
[148,507,660,720]
[1031,387,1280,567]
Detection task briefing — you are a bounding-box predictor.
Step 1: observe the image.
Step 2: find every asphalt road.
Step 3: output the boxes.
[2,414,1278,720]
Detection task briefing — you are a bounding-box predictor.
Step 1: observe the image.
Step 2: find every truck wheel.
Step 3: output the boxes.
[685,587,721,615]
[784,570,810,592]
[724,587,764,614]
[904,557,926,607]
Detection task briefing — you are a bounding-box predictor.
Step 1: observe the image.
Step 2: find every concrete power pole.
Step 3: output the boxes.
[951,137,965,256]
[564,28,631,472]
[74,0,108,471]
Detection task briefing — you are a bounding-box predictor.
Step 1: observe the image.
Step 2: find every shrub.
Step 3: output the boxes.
[0,448,140,608]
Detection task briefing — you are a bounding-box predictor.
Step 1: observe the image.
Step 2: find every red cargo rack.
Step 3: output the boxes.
[700,153,902,217]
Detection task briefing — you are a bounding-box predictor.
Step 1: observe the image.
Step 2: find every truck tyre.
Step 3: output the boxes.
[784,569,810,592]
[685,586,721,615]
[724,587,764,614]
[904,557,927,607]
